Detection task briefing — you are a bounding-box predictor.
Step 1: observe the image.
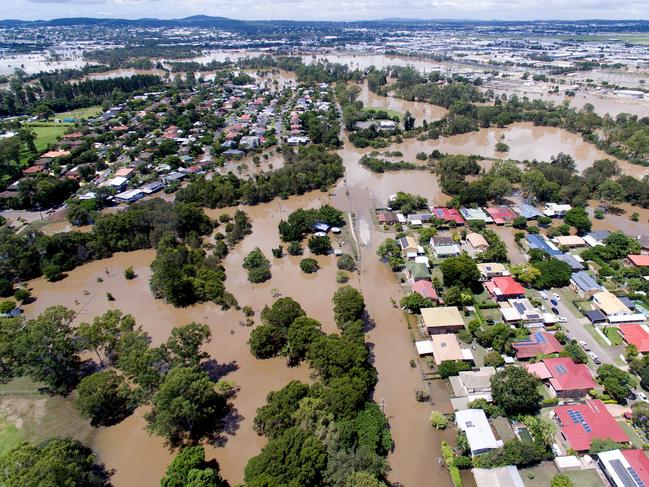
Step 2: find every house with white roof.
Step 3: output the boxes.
[455,409,503,456]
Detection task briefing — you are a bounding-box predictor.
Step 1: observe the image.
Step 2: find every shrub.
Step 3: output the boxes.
[430,410,448,429]
[124,266,136,280]
[308,235,332,255]
[287,241,303,256]
[336,253,356,271]
[13,288,31,303]
[336,271,349,283]
[300,258,319,274]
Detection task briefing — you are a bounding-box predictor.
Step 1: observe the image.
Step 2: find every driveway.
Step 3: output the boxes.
[546,288,622,368]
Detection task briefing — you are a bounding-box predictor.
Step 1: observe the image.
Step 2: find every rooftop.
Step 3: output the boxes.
[429,333,473,363]
[421,306,465,329]
[619,324,649,353]
[597,449,649,487]
[456,409,502,453]
[543,357,597,392]
[555,399,628,451]
[512,331,563,359]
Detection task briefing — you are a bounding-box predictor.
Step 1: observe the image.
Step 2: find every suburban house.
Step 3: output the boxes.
[584,230,610,248]
[554,400,628,452]
[553,235,586,248]
[421,306,465,335]
[404,262,431,282]
[485,276,526,301]
[472,467,525,487]
[432,207,465,226]
[460,207,494,224]
[115,189,145,204]
[449,367,496,410]
[411,280,441,303]
[428,333,474,365]
[399,236,420,259]
[455,409,503,456]
[485,206,518,225]
[499,298,548,324]
[543,203,572,217]
[526,234,562,256]
[466,232,490,252]
[619,324,649,353]
[627,255,649,268]
[514,203,543,220]
[512,331,563,360]
[597,449,649,487]
[570,271,603,299]
[592,290,646,324]
[532,357,596,398]
[477,263,510,280]
[377,212,399,225]
[555,253,585,271]
[638,236,649,255]
[431,236,461,258]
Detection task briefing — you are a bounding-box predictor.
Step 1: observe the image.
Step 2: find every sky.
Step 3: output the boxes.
[3,0,649,21]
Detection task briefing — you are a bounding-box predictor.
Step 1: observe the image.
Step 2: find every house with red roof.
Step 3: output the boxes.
[555,400,628,452]
[485,206,518,225]
[512,331,563,359]
[411,281,442,304]
[485,276,526,301]
[619,324,649,353]
[627,255,649,267]
[597,449,649,487]
[432,207,465,226]
[542,357,597,398]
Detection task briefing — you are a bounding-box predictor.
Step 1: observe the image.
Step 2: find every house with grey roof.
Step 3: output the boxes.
[570,271,603,299]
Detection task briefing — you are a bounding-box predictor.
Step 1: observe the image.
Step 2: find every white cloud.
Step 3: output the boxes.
[9,0,649,20]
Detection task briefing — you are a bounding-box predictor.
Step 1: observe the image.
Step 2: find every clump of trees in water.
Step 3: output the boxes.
[359,155,422,173]
[278,204,345,242]
[0,307,232,484]
[0,198,213,287]
[245,288,392,486]
[176,144,344,208]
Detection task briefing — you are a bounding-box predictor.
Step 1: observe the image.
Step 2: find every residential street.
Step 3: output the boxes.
[548,288,625,368]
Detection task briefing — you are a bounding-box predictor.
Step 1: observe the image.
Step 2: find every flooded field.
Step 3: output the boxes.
[21,191,359,486]
[341,120,646,177]
[356,81,448,124]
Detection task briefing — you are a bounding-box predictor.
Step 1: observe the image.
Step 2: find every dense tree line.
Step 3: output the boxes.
[245,288,391,486]
[0,199,212,287]
[176,145,344,208]
[0,74,162,117]
[278,205,345,242]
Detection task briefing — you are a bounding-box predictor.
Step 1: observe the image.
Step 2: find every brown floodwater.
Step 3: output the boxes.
[341,120,647,178]
[22,191,360,486]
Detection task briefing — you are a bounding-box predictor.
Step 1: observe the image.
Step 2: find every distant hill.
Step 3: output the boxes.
[0,16,648,33]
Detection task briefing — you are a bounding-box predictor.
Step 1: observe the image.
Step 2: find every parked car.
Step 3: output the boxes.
[553,293,561,301]
[579,340,590,351]
[551,307,559,315]
[589,352,601,364]
[557,317,568,323]
[638,392,648,402]
[550,299,559,307]
[539,291,548,300]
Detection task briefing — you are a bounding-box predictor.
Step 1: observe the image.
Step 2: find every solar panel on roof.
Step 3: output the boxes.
[514,302,526,314]
[628,467,646,487]
[611,459,642,487]
[554,364,568,375]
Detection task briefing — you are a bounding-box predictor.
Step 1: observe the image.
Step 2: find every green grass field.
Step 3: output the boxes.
[0,418,23,456]
[604,326,624,346]
[19,124,68,165]
[54,105,103,121]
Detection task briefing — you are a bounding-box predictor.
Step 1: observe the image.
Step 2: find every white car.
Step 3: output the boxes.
[557,317,568,323]
[589,352,601,364]
[539,291,548,300]
[579,340,590,351]
[552,293,561,301]
[639,392,648,402]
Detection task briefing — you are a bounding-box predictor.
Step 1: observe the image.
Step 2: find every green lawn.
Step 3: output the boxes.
[364,107,403,120]
[618,420,645,448]
[604,326,624,346]
[19,124,68,164]
[521,461,604,487]
[0,418,23,456]
[584,323,611,348]
[54,105,103,121]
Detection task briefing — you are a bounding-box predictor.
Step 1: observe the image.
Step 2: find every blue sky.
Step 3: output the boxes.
[4,0,649,21]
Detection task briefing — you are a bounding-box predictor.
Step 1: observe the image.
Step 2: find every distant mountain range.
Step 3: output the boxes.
[0,16,648,32]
